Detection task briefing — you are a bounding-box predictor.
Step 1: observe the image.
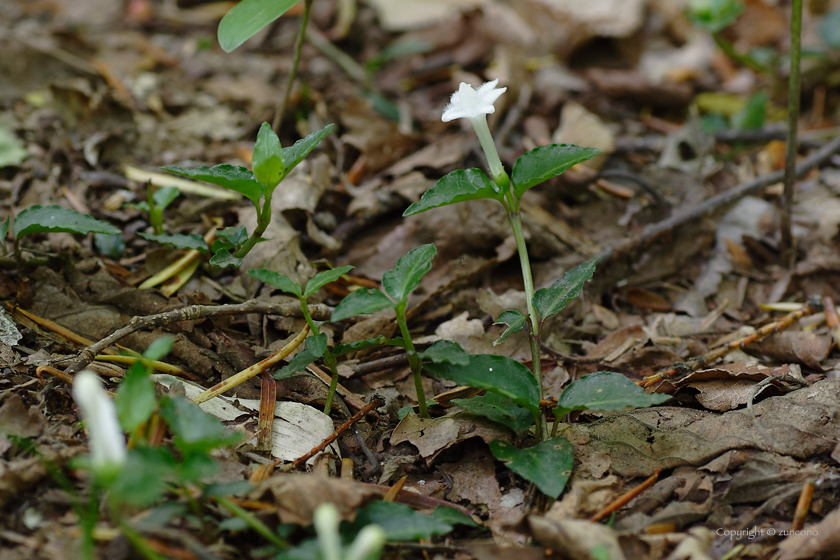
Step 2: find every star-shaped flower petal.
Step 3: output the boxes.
[442,80,507,122]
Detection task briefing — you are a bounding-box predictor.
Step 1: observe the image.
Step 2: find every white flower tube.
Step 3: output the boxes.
[442,80,507,183]
[72,371,126,474]
[314,503,342,560]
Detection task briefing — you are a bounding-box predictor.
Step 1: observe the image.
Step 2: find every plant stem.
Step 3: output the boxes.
[299,297,320,335]
[118,521,165,560]
[781,0,802,268]
[272,0,314,132]
[215,495,287,548]
[234,193,273,259]
[395,305,427,417]
[507,208,547,441]
[322,357,340,414]
[712,34,769,74]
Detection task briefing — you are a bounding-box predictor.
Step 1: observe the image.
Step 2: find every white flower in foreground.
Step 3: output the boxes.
[314,503,385,560]
[72,371,126,474]
[442,80,508,183]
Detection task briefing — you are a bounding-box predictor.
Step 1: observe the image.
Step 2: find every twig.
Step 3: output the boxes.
[600,134,840,268]
[781,0,803,266]
[589,466,662,522]
[641,302,820,387]
[273,0,314,131]
[64,301,331,375]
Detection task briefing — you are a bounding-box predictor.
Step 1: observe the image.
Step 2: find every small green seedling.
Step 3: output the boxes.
[163,122,333,267]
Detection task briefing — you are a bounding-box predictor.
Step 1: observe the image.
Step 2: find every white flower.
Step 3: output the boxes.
[313,503,385,560]
[442,80,506,122]
[442,80,508,183]
[72,371,126,473]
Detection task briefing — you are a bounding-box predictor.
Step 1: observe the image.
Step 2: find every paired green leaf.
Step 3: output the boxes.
[419,340,468,366]
[162,164,263,205]
[402,169,504,217]
[553,371,670,419]
[217,0,300,53]
[453,392,534,436]
[424,354,540,417]
[160,396,240,454]
[13,205,120,238]
[274,334,328,379]
[382,243,436,303]
[333,335,405,357]
[217,226,248,247]
[511,144,601,198]
[532,258,597,322]
[209,248,242,269]
[304,265,354,297]
[331,288,392,322]
[252,122,285,189]
[138,232,208,253]
[489,437,574,499]
[116,362,157,433]
[493,310,527,346]
[248,269,302,297]
[344,501,453,541]
[282,124,335,173]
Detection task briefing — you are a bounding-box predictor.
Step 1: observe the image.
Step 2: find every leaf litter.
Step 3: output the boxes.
[2,0,840,558]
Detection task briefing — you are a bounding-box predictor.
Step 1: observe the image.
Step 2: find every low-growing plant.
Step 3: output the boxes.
[163,122,333,267]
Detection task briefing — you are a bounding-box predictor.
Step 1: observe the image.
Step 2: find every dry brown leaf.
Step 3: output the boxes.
[529,516,626,560]
[756,331,832,370]
[390,411,512,464]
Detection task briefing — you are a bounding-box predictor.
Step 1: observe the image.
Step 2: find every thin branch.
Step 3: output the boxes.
[64,301,331,375]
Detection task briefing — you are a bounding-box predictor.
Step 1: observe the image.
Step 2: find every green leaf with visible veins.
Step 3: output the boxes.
[553,371,670,419]
[217,0,301,53]
[493,309,527,346]
[13,205,120,238]
[511,144,601,198]
[382,244,436,304]
[532,258,598,321]
[331,288,393,322]
[453,392,534,436]
[247,269,302,297]
[282,124,335,174]
[162,164,263,205]
[403,169,504,216]
[303,265,354,297]
[490,437,574,499]
[425,354,540,417]
[252,122,285,189]
[274,334,328,379]
[419,340,468,365]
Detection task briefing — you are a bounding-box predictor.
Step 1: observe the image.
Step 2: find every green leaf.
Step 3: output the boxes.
[209,248,242,269]
[511,144,602,199]
[424,354,540,417]
[419,340,468,366]
[94,233,124,258]
[115,362,157,433]
[303,265,354,297]
[430,506,480,528]
[153,186,180,211]
[403,169,504,217]
[343,501,453,541]
[452,393,534,436]
[489,437,574,499]
[333,335,405,357]
[382,244,436,303]
[109,447,177,507]
[138,232,208,253]
[162,164,262,205]
[248,269,302,297]
[282,124,335,174]
[178,451,218,482]
[160,396,241,454]
[687,0,744,34]
[217,226,248,247]
[13,205,120,238]
[143,335,174,362]
[252,122,285,189]
[820,7,840,48]
[331,288,392,322]
[0,126,27,168]
[217,0,300,53]
[730,91,766,130]
[493,310,527,346]
[553,371,670,419]
[532,258,597,322]
[274,334,328,379]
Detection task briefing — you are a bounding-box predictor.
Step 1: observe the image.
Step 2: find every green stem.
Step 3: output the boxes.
[273,0,314,131]
[215,495,287,548]
[299,297,320,335]
[781,0,802,267]
[395,304,427,417]
[118,522,165,560]
[233,193,273,259]
[507,208,546,440]
[712,34,769,74]
[323,355,339,414]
